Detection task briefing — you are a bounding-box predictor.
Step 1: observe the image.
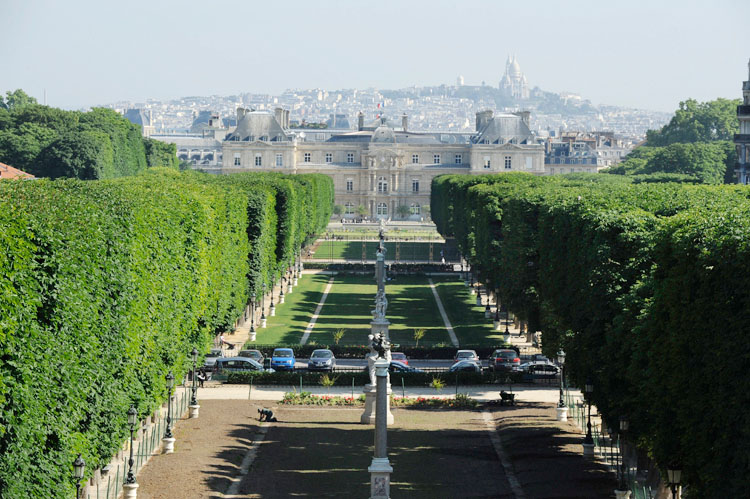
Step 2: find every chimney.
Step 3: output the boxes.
[514,111,530,127]
[476,110,493,131]
[237,107,246,120]
[274,107,284,126]
[402,113,408,131]
[358,111,364,131]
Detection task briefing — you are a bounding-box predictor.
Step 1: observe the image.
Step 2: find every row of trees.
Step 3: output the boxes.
[0,169,333,497]
[0,89,177,179]
[605,97,741,184]
[432,172,750,497]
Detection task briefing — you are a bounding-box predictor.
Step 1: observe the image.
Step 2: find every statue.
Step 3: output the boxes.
[366,334,379,385]
[372,291,388,321]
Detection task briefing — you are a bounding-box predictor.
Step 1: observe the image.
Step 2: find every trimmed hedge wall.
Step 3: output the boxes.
[0,169,332,497]
[431,172,750,496]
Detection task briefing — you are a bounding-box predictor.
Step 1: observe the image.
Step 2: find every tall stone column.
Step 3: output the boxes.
[369,358,393,499]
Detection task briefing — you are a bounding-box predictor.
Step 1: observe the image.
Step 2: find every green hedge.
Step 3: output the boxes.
[431,172,750,496]
[0,169,332,497]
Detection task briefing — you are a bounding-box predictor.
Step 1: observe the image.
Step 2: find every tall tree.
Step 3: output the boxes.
[646,98,741,145]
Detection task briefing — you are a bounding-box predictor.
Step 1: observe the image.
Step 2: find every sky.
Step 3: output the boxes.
[1,0,748,112]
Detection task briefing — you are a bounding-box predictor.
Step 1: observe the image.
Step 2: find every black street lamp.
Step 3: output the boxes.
[73,453,85,499]
[260,283,267,324]
[667,466,682,499]
[190,348,198,406]
[126,406,137,484]
[618,415,629,491]
[164,372,175,439]
[250,293,256,335]
[505,308,510,335]
[557,349,566,408]
[279,276,285,301]
[584,377,593,445]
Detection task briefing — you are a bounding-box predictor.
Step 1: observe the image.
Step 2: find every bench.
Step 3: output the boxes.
[500,391,516,406]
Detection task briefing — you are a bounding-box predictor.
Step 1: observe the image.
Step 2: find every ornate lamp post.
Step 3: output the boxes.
[249,292,256,340]
[505,308,510,335]
[469,274,475,294]
[269,281,276,316]
[287,267,293,293]
[260,283,267,328]
[667,466,682,499]
[73,454,85,499]
[279,276,285,303]
[616,415,629,496]
[126,406,137,484]
[162,372,175,453]
[582,377,594,457]
[189,348,200,418]
[556,349,568,421]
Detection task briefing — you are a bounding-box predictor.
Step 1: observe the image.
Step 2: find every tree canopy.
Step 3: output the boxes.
[646,97,740,146]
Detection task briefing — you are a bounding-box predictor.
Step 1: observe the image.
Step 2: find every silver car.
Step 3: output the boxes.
[307,349,336,372]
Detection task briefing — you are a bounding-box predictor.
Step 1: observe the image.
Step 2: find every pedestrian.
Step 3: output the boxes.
[197,368,206,388]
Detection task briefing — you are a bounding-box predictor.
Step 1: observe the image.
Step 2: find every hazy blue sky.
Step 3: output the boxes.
[1,0,748,112]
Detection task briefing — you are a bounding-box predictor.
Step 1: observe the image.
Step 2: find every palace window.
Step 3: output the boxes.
[255,154,262,166]
[412,154,419,164]
[455,154,462,164]
[347,152,354,163]
[410,203,421,215]
[484,156,491,169]
[433,154,440,164]
[234,153,241,166]
[504,156,512,169]
[276,154,283,167]
[377,202,388,216]
[304,153,311,163]
[346,179,353,192]
[412,179,419,192]
[377,176,388,193]
[325,153,332,163]
[345,202,354,214]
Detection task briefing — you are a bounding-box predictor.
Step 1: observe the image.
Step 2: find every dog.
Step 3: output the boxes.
[258,408,277,422]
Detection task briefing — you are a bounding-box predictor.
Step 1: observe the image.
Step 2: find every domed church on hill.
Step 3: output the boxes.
[499,55,530,100]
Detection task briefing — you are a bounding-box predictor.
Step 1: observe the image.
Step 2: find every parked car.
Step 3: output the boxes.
[449,360,482,373]
[530,354,550,363]
[308,349,336,372]
[516,362,560,378]
[203,348,224,370]
[453,349,479,364]
[489,349,520,372]
[214,357,267,376]
[238,349,264,365]
[390,352,409,365]
[270,348,296,371]
[389,361,423,373]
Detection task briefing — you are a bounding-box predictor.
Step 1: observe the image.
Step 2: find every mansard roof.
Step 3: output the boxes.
[225,111,290,142]
[474,113,533,144]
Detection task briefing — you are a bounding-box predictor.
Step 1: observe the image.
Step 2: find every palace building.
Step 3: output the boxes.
[735,59,750,185]
[222,108,544,219]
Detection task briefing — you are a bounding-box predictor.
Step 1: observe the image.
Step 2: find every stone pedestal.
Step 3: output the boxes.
[270,305,276,317]
[369,457,393,499]
[261,317,267,328]
[279,295,285,304]
[556,406,568,422]
[470,287,476,295]
[493,320,502,331]
[484,309,491,319]
[582,442,594,457]
[614,490,631,499]
[360,383,394,425]
[287,284,293,293]
[123,483,139,498]
[476,296,483,306]
[162,437,175,454]
[249,329,256,341]
[189,404,200,419]
[293,277,298,286]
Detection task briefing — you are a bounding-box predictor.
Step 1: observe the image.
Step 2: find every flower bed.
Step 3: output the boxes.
[279,391,478,409]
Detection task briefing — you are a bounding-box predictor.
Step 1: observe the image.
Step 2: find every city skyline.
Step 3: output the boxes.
[1,0,748,112]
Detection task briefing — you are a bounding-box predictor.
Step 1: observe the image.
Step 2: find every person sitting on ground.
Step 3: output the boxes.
[258,408,277,422]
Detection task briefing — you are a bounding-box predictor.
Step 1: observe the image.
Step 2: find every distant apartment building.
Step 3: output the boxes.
[545,131,633,174]
[123,109,155,137]
[735,59,750,184]
[222,108,545,219]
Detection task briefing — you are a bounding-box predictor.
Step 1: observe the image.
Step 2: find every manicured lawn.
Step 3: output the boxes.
[309,275,452,347]
[311,241,457,262]
[431,276,507,347]
[254,273,331,344]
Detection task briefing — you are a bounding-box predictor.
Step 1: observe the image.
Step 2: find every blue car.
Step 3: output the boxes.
[271,348,296,371]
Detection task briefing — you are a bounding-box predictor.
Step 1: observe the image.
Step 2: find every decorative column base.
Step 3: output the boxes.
[189,404,200,419]
[270,305,276,317]
[470,288,476,295]
[614,490,631,499]
[249,330,256,341]
[484,310,491,319]
[261,318,267,328]
[293,277,298,286]
[287,284,293,293]
[369,457,393,499]
[582,442,594,457]
[360,384,394,425]
[123,483,139,498]
[556,406,568,422]
[279,295,285,304]
[493,320,502,331]
[162,437,176,454]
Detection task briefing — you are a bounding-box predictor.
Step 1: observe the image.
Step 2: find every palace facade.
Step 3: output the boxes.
[222,108,545,219]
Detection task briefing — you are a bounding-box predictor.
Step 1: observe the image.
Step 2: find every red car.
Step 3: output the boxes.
[391,352,408,365]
